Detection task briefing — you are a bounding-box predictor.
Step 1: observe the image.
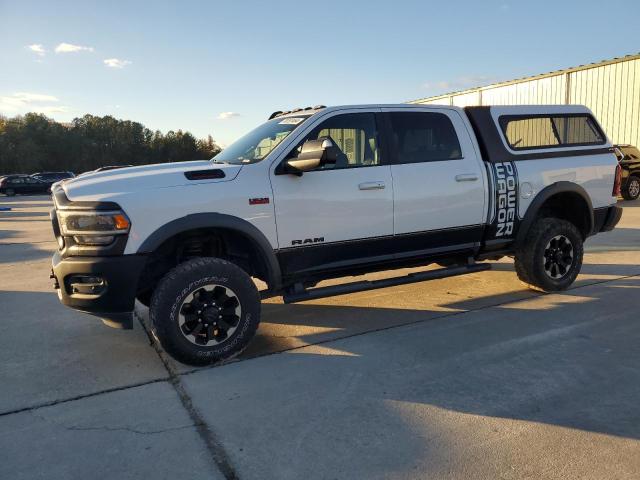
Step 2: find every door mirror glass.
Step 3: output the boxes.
[284,137,338,174]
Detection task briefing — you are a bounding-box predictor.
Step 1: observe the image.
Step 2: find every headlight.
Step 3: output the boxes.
[56,210,131,245]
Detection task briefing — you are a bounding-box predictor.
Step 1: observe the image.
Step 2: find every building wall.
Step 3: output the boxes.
[413,55,640,148]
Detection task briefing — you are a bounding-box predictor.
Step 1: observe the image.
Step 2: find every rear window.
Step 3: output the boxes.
[499,114,605,150]
[387,112,462,164]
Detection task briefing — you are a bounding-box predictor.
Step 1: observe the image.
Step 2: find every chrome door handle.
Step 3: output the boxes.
[455,174,478,182]
[358,181,385,190]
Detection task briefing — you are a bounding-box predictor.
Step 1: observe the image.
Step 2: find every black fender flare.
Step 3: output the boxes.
[137,213,282,290]
[516,182,594,246]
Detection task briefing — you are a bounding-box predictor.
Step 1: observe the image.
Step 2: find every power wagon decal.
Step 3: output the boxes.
[487,162,520,240]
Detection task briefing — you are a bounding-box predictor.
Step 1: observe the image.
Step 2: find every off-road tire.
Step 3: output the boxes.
[150,257,261,366]
[514,217,583,292]
[622,175,640,200]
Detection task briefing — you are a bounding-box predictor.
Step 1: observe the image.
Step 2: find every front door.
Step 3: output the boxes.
[270,111,394,276]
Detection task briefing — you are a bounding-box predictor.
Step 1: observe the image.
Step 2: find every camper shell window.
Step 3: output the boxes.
[499,114,606,150]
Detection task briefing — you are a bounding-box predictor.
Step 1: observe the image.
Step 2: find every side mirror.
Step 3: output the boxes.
[282,137,338,175]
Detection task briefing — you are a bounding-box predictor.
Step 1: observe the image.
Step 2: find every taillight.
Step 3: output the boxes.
[613,164,622,197]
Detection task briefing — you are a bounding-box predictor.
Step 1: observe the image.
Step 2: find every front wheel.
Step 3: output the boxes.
[150,257,261,366]
[514,217,584,292]
[5,188,15,196]
[622,175,640,201]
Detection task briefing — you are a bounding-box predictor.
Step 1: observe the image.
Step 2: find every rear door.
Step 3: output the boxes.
[383,107,486,250]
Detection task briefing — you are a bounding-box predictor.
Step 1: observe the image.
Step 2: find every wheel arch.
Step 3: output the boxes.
[137,213,282,291]
[516,182,594,246]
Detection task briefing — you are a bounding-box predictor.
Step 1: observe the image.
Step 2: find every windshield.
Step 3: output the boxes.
[213,115,310,165]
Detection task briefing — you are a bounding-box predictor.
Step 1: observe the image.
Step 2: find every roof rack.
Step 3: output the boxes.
[268,105,326,120]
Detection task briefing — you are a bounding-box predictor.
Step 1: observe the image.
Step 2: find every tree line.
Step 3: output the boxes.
[0,112,222,174]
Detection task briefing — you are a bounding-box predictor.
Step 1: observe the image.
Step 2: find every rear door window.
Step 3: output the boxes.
[387,112,462,164]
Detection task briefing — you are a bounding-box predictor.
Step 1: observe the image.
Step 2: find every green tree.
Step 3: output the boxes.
[0,113,222,174]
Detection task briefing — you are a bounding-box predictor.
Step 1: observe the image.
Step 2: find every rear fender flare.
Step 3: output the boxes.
[516,182,594,246]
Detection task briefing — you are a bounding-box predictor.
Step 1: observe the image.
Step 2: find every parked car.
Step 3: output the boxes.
[0,175,51,196]
[613,144,640,200]
[33,171,75,188]
[50,104,622,366]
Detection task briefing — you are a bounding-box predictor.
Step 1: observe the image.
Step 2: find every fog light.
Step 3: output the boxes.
[68,275,106,295]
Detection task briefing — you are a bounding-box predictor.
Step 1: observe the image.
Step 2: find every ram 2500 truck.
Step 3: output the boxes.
[50,104,622,365]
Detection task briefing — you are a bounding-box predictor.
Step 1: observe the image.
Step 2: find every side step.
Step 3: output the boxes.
[282,262,491,304]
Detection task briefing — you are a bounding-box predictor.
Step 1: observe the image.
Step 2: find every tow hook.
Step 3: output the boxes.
[50,270,60,289]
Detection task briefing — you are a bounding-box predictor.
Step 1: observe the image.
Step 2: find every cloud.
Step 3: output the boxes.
[0,92,66,115]
[39,105,70,114]
[103,58,132,69]
[423,75,497,92]
[27,44,46,56]
[217,112,240,120]
[0,92,59,108]
[55,42,94,53]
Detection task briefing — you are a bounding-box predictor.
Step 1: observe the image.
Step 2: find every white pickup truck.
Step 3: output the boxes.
[50,104,622,365]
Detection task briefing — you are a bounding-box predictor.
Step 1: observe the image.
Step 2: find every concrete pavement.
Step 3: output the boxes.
[1,194,639,479]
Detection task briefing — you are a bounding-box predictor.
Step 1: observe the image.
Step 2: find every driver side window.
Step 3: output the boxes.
[293,113,380,170]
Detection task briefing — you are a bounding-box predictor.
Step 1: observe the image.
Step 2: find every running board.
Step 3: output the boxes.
[282,263,491,304]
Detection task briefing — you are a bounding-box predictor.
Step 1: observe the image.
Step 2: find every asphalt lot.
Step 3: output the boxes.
[1,194,639,479]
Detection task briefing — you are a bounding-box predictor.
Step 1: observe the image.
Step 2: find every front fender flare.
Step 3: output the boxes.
[137,213,282,290]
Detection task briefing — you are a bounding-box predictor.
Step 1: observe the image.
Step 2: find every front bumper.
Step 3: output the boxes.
[51,251,147,329]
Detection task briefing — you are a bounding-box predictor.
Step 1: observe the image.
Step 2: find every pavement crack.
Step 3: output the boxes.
[64,423,196,435]
[136,310,240,480]
[29,409,196,435]
[0,378,169,418]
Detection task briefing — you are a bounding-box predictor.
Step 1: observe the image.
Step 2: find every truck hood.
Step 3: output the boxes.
[63,161,242,201]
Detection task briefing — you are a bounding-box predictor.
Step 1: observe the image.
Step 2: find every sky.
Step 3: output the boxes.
[1,0,639,146]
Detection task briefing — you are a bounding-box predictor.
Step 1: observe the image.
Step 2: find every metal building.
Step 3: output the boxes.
[411,53,640,148]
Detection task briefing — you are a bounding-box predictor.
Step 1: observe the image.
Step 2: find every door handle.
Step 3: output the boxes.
[455,174,478,182]
[358,181,386,190]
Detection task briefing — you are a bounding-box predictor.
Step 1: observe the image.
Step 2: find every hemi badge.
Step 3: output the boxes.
[249,197,270,205]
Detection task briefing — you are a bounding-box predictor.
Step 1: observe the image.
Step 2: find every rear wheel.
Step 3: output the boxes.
[514,217,583,292]
[150,257,261,366]
[622,175,640,200]
[5,188,15,196]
